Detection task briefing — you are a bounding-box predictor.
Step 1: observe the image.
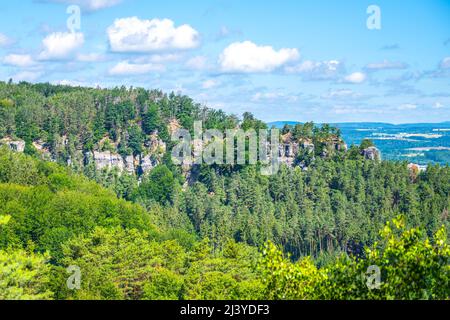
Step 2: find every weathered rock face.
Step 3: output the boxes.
[81,132,167,175]
[92,151,125,171]
[407,162,427,172]
[85,151,159,176]
[361,146,381,161]
[168,119,182,136]
[0,137,25,152]
[279,142,299,166]
[32,140,53,160]
[124,155,135,174]
[302,140,315,153]
[140,154,156,174]
[146,134,166,154]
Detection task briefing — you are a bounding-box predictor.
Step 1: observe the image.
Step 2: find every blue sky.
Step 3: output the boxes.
[0,0,449,123]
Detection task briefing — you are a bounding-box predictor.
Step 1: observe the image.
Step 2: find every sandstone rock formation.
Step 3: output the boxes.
[0,137,25,152]
[361,146,381,161]
[92,151,125,171]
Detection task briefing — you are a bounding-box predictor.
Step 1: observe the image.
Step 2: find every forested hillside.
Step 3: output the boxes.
[0,81,449,300]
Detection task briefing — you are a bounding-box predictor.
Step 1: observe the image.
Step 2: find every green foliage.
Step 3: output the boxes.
[260,217,450,300]
[137,165,178,205]
[61,227,183,300]
[0,148,157,261]
[0,81,449,301]
[0,249,53,300]
[0,209,53,300]
[259,241,326,300]
[183,240,264,300]
[360,139,375,150]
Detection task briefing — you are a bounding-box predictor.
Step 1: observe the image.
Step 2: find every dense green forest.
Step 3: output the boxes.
[0,81,449,300]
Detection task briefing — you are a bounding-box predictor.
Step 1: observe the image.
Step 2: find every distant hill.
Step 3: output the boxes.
[268,121,450,129]
[268,121,450,165]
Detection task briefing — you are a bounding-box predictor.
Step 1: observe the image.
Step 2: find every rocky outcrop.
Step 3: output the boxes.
[301,139,315,153]
[124,155,135,174]
[146,133,166,154]
[361,146,381,161]
[407,163,427,172]
[168,119,182,136]
[0,137,25,152]
[140,154,157,174]
[32,140,53,160]
[81,132,167,175]
[92,151,125,171]
[279,141,299,166]
[85,151,160,176]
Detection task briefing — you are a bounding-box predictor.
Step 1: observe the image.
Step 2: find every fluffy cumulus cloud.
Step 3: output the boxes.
[39,32,84,60]
[344,72,367,84]
[285,60,344,80]
[44,0,122,12]
[365,60,408,71]
[3,54,35,67]
[107,17,200,53]
[219,41,299,73]
[109,61,165,76]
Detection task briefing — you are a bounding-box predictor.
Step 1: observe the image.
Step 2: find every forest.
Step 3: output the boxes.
[0,81,449,300]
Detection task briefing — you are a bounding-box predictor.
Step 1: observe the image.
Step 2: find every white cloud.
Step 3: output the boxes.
[202,79,219,89]
[109,61,165,76]
[45,0,122,12]
[186,56,208,70]
[3,54,35,67]
[219,41,299,73]
[76,53,105,62]
[107,17,200,53]
[365,60,408,71]
[344,72,367,84]
[39,32,84,60]
[440,57,450,69]
[0,33,12,47]
[285,60,344,80]
[398,103,417,110]
[12,71,42,82]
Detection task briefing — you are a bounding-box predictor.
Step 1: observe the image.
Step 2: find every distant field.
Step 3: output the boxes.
[269,122,450,165]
